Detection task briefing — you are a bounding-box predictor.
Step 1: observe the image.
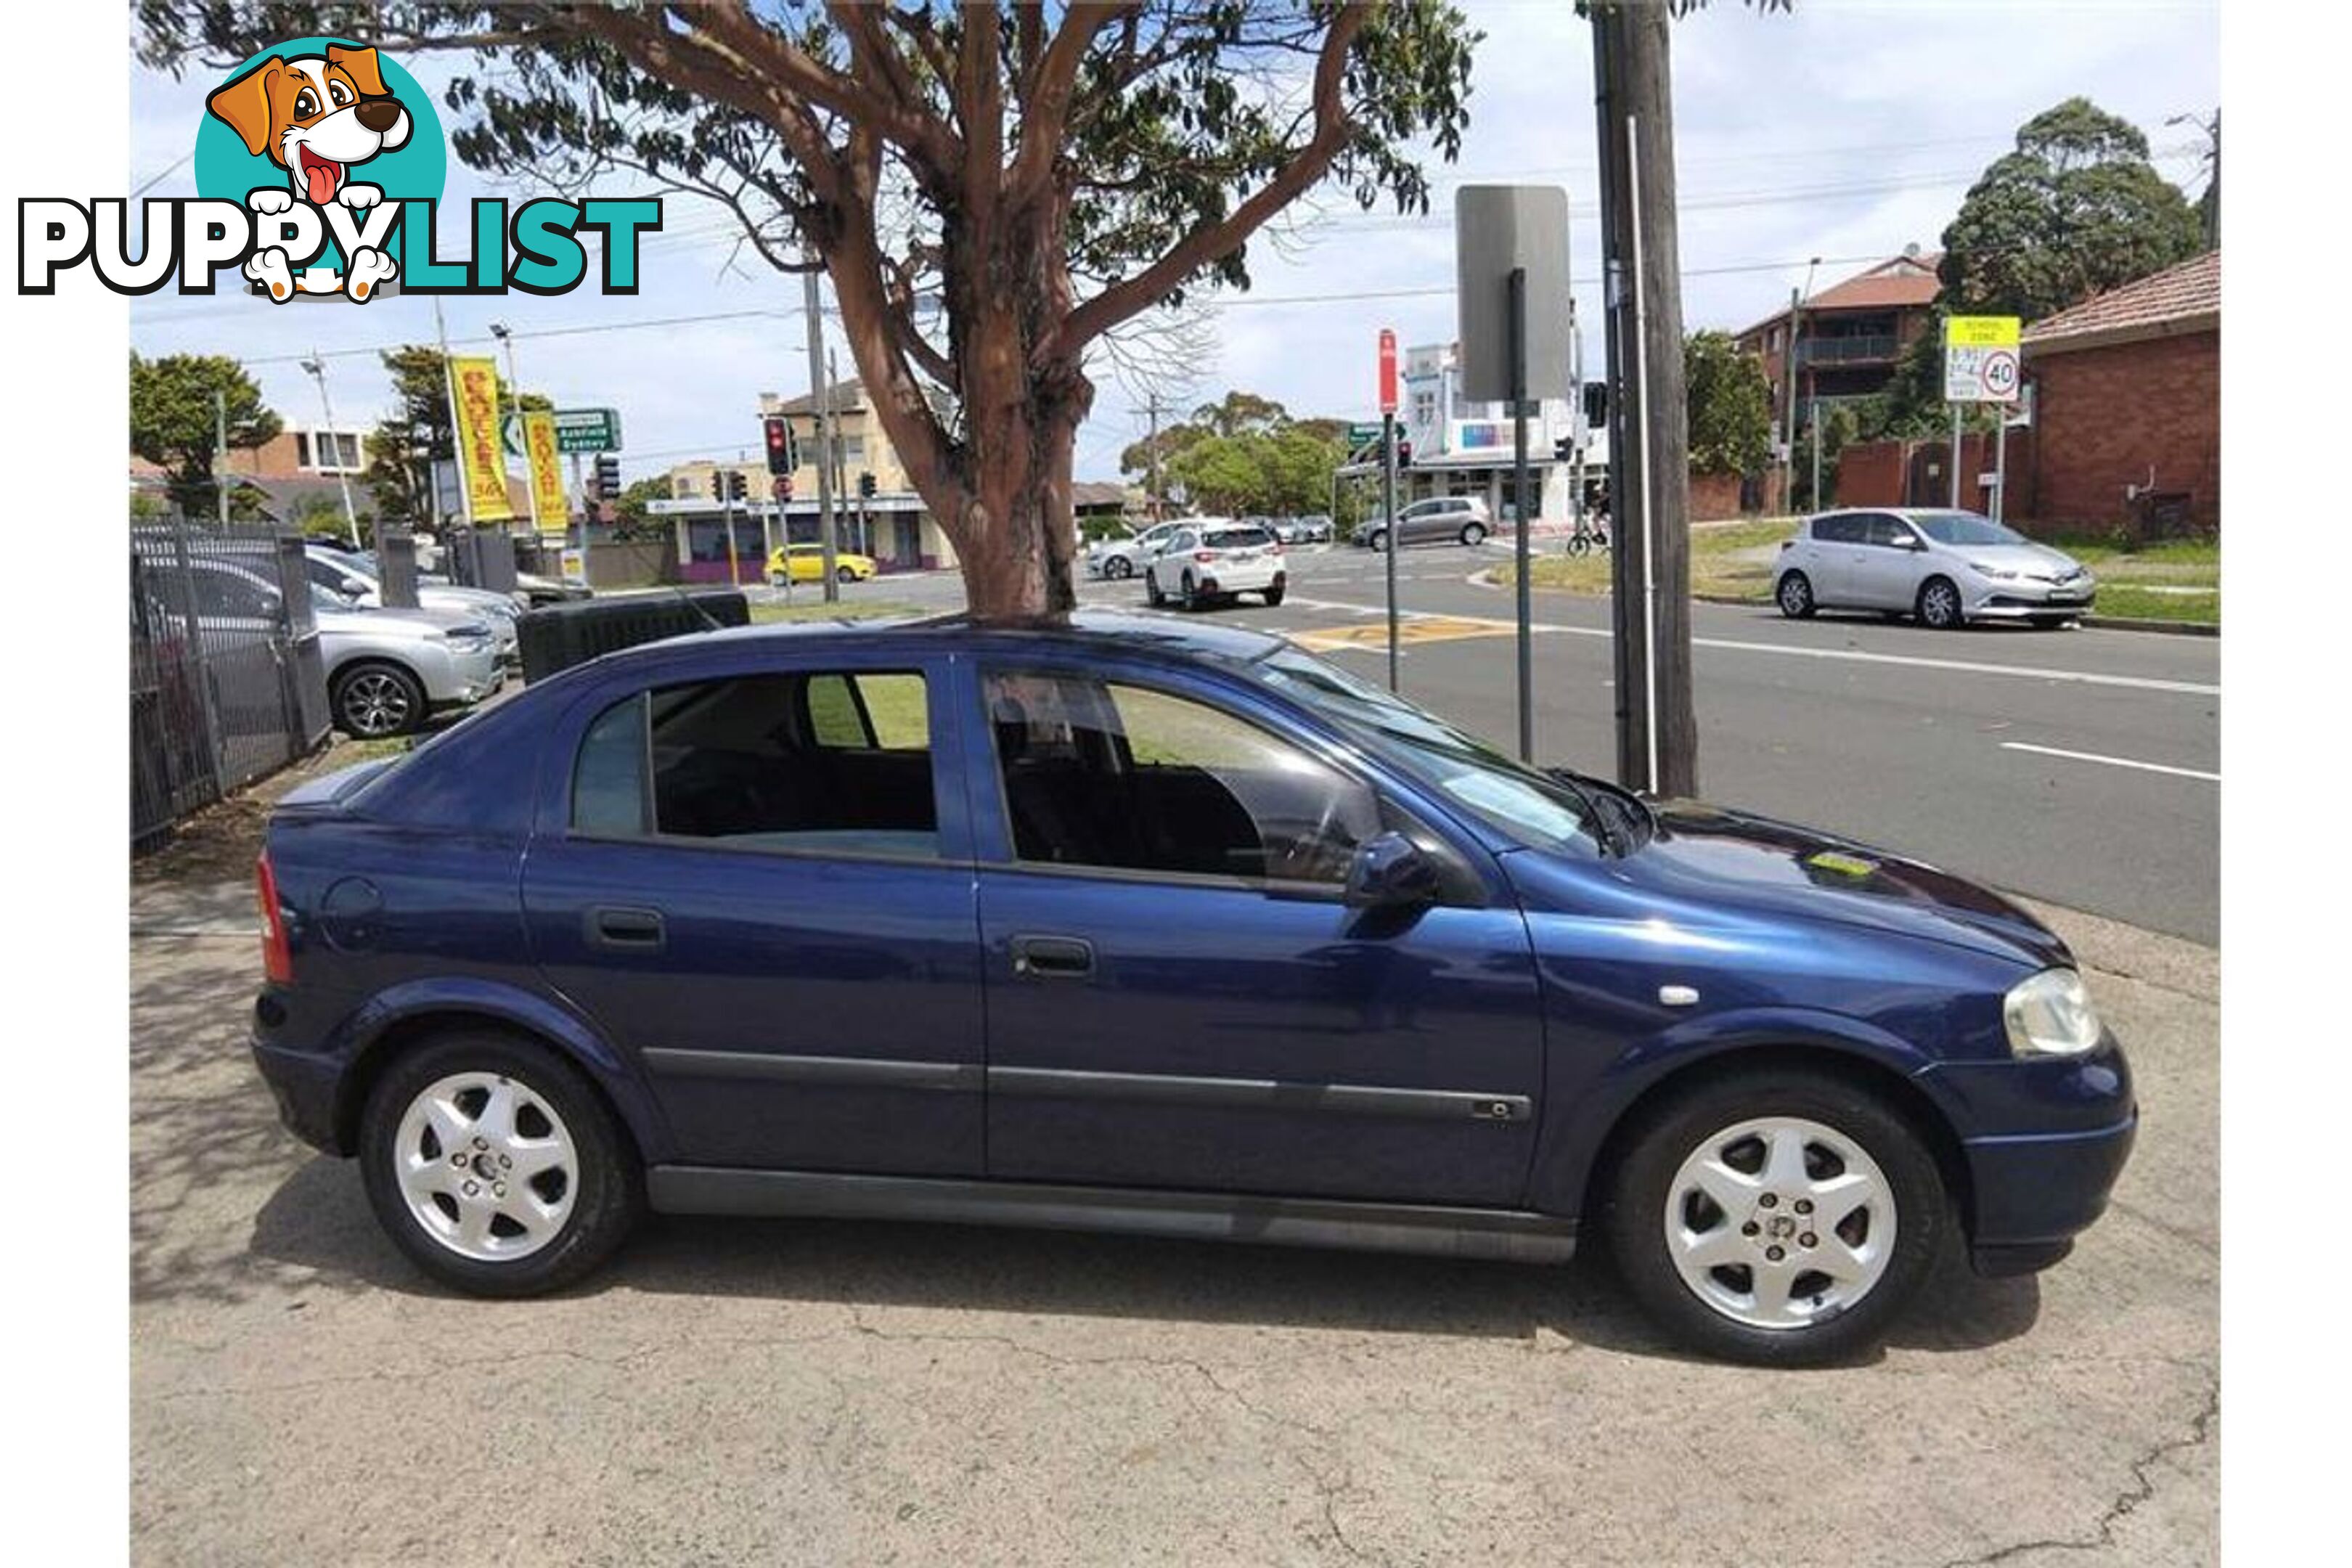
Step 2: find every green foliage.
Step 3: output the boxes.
[1939,97,2203,322]
[609,476,672,542]
[128,352,280,520]
[364,345,536,527]
[1684,330,1771,475]
[289,491,356,542]
[1140,390,1348,515]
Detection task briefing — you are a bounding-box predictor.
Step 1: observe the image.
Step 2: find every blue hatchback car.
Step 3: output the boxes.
[250,611,2134,1365]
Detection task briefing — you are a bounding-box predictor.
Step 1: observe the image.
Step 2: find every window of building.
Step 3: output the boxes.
[572,671,939,857]
[685,516,766,563]
[984,671,1379,886]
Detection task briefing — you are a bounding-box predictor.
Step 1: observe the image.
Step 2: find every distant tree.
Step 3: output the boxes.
[128,352,281,519]
[2170,107,2218,249]
[1683,330,1771,475]
[288,491,354,541]
[609,476,672,542]
[1939,97,2202,321]
[1191,390,1293,438]
[364,346,544,527]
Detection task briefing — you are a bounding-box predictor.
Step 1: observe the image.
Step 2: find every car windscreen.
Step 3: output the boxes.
[1911,511,2026,547]
[1205,526,1274,549]
[1252,646,1599,854]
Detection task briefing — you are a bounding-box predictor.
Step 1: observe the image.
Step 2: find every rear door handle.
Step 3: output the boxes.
[587,905,665,950]
[1009,934,1094,979]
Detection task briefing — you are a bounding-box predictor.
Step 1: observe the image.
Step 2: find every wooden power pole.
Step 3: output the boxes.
[1590,1,1698,799]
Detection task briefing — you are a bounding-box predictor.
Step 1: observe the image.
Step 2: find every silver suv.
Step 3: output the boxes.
[1358,495,1492,552]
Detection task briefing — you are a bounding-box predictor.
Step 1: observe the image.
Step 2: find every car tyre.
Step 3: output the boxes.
[1367,528,1390,553]
[331,660,428,739]
[1180,571,1200,613]
[1106,555,1134,580]
[1603,1066,1947,1367]
[1146,571,1167,608]
[1460,521,1488,547]
[1776,572,1817,620]
[1263,583,1286,607]
[1916,576,1965,630]
[836,565,859,584]
[359,1029,642,1298]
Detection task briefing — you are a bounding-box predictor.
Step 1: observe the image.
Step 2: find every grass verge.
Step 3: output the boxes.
[748,599,923,624]
[1500,519,1794,602]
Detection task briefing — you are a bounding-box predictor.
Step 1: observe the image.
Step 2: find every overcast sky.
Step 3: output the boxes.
[126,0,2218,490]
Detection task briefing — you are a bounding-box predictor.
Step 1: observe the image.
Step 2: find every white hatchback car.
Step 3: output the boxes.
[1774,508,2097,629]
[1144,520,1287,611]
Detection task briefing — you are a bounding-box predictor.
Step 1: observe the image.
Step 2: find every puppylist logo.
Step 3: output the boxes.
[20,37,661,301]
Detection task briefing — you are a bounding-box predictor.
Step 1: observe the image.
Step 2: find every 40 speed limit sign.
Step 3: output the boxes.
[1944,316,2022,404]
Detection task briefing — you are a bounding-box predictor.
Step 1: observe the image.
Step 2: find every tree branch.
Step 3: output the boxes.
[1050,6,1370,356]
[1006,3,1133,207]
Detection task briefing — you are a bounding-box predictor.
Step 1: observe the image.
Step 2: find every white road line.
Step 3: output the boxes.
[1276,595,2218,696]
[1999,742,2220,782]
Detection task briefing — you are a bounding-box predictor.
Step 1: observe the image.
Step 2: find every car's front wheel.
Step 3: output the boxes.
[1145,570,1166,608]
[359,1029,641,1297]
[1917,576,1965,630]
[1105,555,1134,580]
[836,565,859,584]
[331,661,427,738]
[1604,1067,1945,1366]
[1460,521,1488,547]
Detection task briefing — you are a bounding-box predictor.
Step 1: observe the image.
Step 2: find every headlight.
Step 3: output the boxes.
[2004,968,2103,1058]
[1969,561,2019,580]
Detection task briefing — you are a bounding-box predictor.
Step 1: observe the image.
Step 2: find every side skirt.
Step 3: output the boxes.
[648,1167,1577,1265]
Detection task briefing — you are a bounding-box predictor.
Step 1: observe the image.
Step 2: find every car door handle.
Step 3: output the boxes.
[587,905,666,950]
[1009,934,1094,979]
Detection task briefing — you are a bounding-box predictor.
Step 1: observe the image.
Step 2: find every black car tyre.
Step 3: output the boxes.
[836,565,859,584]
[1367,528,1390,553]
[1180,571,1201,612]
[1106,555,1134,580]
[1460,521,1488,547]
[360,1029,642,1298]
[1776,572,1817,620]
[331,660,427,739]
[1263,584,1286,607]
[1916,576,1965,630]
[1146,571,1166,608]
[1603,1066,1945,1367]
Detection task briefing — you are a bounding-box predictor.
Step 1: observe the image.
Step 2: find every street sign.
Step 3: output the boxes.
[508,407,624,455]
[1378,328,1398,415]
[1943,315,2022,404]
[1347,421,1384,449]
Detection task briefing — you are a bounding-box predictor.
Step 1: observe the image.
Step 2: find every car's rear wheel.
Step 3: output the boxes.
[1917,576,1964,630]
[359,1030,641,1297]
[1604,1067,1945,1366]
[1106,555,1134,580]
[1460,521,1488,547]
[331,661,426,738]
[1776,571,1817,620]
[1180,571,1200,612]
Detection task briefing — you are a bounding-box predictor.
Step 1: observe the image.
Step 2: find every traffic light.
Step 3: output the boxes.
[592,454,620,497]
[1395,438,1413,467]
[726,470,748,503]
[857,470,877,499]
[762,416,797,475]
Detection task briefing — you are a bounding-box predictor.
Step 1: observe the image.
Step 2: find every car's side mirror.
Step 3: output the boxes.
[1344,831,1441,910]
[338,578,368,598]
[1900,536,1927,551]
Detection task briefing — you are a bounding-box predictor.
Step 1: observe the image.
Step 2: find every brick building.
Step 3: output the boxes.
[2020,250,2219,536]
[1735,249,1943,441]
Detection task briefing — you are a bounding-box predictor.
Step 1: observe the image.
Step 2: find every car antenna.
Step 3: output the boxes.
[669,586,728,633]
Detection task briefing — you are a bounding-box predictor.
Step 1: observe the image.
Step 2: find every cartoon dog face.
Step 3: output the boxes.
[206,44,412,205]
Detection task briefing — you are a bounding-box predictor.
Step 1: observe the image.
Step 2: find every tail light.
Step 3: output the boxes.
[1193,550,1217,563]
[256,852,293,984]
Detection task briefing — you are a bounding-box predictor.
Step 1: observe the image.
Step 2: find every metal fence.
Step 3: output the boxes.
[131,520,330,852]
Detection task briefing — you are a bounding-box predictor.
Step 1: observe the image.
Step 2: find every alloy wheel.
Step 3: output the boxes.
[1779,573,1813,618]
[1662,1114,1896,1331]
[340,670,414,737]
[391,1071,580,1262]
[1920,579,1961,629]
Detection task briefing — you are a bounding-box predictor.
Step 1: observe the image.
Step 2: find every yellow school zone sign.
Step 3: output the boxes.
[1944,315,2021,348]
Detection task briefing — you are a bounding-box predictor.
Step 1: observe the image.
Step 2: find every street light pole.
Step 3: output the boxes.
[801,262,841,603]
[299,352,362,550]
[489,322,538,555]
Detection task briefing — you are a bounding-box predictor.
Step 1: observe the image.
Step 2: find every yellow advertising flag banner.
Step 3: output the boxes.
[1944,315,2021,348]
[525,410,568,536]
[449,356,513,522]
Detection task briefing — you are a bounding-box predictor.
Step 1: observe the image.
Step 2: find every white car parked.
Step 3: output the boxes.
[1087,520,1184,580]
[1774,508,2097,630]
[1143,520,1287,611]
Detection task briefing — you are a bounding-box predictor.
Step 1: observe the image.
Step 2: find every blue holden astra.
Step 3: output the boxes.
[250,610,2133,1365]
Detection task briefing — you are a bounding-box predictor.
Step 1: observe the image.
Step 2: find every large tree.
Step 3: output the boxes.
[141,3,1479,617]
[1682,330,1769,476]
[1938,97,2203,322]
[128,352,282,519]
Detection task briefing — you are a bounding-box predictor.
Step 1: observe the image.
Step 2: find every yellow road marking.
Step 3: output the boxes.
[1289,616,1515,653]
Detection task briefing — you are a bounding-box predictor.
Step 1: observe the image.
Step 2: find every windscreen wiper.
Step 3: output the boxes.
[1542,766,1621,857]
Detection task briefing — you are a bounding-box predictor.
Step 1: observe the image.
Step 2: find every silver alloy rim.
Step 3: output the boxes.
[1781,576,1808,613]
[1108,557,1131,579]
[393,1071,579,1263]
[1662,1114,1896,1331]
[1924,582,1959,625]
[341,671,412,736]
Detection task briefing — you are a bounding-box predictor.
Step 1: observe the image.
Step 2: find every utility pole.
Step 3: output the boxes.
[213,389,229,529]
[1146,394,1164,524]
[300,352,362,550]
[828,348,856,555]
[1591,0,1697,799]
[1778,258,1818,511]
[489,321,536,566]
[801,263,841,603]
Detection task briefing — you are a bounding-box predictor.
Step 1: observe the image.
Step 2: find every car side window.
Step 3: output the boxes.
[1865,515,1916,549]
[1812,515,1863,545]
[986,671,1379,886]
[571,669,940,858]
[191,567,278,619]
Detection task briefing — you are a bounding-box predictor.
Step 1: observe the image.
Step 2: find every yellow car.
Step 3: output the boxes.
[766,542,878,585]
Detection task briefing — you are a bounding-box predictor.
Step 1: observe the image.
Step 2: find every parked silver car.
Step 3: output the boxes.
[1087,520,1187,580]
[303,545,523,663]
[1774,508,2097,629]
[1357,495,1493,552]
[177,558,505,738]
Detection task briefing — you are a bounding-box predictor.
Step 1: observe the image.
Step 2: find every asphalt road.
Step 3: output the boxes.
[855,543,2220,942]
